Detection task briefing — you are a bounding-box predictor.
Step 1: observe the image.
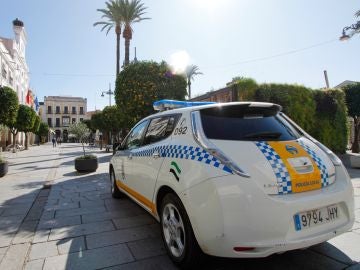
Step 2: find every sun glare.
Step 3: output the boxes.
[193,0,227,11]
[169,50,190,74]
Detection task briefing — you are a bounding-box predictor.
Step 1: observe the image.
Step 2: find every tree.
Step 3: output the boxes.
[343,83,360,153]
[68,122,90,157]
[94,0,124,75]
[355,10,360,17]
[115,61,187,128]
[32,115,41,134]
[101,106,124,142]
[185,65,202,99]
[37,122,49,143]
[0,86,19,126]
[121,0,150,66]
[15,105,37,150]
[32,115,41,145]
[232,77,258,101]
[90,112,105,132]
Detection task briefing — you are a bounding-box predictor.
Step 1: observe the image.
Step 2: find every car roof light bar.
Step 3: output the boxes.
[153,99,216,111]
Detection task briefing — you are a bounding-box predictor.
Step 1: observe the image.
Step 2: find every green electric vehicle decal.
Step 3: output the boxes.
[170,161,181,181]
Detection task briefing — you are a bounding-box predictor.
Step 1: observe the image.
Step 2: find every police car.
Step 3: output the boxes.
[109,100,354,268]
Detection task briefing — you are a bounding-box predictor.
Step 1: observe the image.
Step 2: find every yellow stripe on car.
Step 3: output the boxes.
[116,180,157,214]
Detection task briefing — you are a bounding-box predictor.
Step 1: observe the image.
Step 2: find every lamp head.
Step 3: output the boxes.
[101,92,105,97]
[339,30,350,41]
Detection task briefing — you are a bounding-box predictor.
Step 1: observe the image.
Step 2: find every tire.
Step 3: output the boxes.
[160,193,202,269]
[110,169,123,199]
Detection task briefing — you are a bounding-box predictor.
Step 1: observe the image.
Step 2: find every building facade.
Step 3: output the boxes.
[0,18,30,148]
[190,85,238,103]
[40,96,88,142]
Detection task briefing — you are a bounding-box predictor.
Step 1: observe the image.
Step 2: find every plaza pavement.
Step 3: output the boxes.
[0,143,358,270]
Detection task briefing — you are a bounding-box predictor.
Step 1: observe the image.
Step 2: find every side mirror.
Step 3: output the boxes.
[115,143,125,152]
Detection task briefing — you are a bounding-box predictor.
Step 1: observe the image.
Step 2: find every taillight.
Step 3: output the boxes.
[233,247,255,252]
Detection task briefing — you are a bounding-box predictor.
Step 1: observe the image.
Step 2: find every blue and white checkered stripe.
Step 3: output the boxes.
[132,145,232,174]
[255,141,292,194]
[298,141,329,187]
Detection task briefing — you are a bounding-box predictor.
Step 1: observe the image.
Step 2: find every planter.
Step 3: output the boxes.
[350,153,360,168]
[0,162,8,177]
[75,157,98,172]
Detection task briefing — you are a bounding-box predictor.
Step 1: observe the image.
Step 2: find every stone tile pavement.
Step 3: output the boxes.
[0,143,359,270]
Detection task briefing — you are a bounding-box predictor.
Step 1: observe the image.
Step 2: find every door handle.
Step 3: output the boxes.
[128,153,133,160]
[152,151,160,159]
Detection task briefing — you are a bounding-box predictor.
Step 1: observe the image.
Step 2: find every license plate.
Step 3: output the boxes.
[294,204,339,231]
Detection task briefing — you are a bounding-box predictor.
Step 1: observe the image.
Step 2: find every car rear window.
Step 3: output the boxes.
[200,105,300,141]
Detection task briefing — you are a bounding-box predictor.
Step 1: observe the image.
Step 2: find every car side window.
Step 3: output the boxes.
[143,115,179,146]
[125,121,148,150]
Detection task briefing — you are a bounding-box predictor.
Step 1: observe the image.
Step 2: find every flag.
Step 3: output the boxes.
[26,90,34,106]
[34,96,39,111]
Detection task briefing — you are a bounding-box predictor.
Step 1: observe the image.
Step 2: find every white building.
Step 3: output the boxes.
[39,96,89,142]
[0,18,29,104]
[0,18,30,148]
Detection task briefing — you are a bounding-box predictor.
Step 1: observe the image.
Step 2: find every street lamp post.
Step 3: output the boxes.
[101,83,114,106]
[340,21,360,41]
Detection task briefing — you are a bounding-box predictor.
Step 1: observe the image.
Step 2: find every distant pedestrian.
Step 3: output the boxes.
[52,138,56,147]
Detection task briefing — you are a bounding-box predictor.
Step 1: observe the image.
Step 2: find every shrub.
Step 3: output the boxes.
[312,90,348,153]
[251,83,316,133]
[235,81,348,153]
[342,83,360,153]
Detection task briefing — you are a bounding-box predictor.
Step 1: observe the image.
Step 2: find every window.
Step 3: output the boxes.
[62,117,70,127]
[200,105,300,141]
[47,106,52,114]
[80,107,84,115]
[72,106,76,114]
[56,118,60,127]
[47,118,52,127]
[80,118,83,122]
[143,115,179,145]
[56,106,60,114]
[64,106,69,114]
[1,67,6,79]
[72,118,76,124]
[125,121,148,150]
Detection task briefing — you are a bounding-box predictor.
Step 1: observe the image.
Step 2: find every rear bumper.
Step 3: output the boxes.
[181,165,354,258]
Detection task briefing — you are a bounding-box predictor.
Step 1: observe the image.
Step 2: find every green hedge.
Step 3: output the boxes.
[235,80,348,153]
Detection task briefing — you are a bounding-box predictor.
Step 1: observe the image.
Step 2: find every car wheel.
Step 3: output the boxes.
[160,193,202,268]
[110,169,123,199]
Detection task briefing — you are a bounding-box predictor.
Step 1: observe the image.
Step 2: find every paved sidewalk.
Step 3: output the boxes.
[0,143,359,270]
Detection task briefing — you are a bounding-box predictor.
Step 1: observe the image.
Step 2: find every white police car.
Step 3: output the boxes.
[109,100,354,268]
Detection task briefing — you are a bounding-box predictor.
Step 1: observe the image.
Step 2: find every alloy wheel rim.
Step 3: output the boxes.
[162,203,185,258]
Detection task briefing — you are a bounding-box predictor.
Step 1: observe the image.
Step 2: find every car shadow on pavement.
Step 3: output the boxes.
[0,172,358,270]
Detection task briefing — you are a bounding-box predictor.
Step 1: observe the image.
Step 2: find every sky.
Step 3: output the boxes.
[0,0,359,111]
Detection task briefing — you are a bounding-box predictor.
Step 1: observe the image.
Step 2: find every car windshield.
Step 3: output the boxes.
[200,105,300,141]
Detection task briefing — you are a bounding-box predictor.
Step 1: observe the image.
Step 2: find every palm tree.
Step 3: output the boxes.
[185,65,203,99]
[94,0,123,75]
[121,0,150,66]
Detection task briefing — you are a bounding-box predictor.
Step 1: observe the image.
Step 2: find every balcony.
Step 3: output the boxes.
[72,111,77,114]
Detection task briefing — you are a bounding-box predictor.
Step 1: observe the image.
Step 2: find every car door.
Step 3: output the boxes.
[113,120,149,190]
[125,115,179,210]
